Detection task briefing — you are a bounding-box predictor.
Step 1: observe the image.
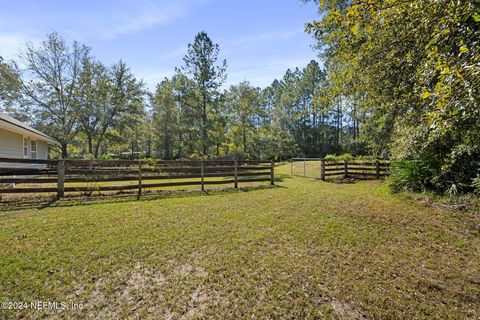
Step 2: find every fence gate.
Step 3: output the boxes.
[290,158,390,180]
[290,158,323,178]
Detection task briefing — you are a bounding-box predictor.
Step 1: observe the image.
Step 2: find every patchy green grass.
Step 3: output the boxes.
[0,164,479,319]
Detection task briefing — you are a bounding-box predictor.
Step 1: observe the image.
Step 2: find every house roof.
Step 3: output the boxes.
[0,113,59,145]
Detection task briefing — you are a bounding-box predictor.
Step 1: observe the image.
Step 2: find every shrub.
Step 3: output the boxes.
[337,153,354,161]
[354,155,377,161]
[473,175,480,194]
[388,157,440,193]
[324,153,354,162]
[97,154,115,160]
[324,154,338,162]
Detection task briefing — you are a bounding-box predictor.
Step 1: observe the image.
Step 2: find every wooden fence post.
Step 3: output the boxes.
[137,161,142,200]
[57,159,65,199]
[303,159,306,177]
[290,159,293,176]
[375,160,380,180]
[234,160,238,189]
[320,159,326,181]
[344,159,348,179]
[200,160,205,191]
[270,159,275,186]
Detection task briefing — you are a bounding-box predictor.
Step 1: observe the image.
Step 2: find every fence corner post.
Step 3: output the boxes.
[375,159,380,180]
[57,159,65,199]
[270,159,275,186]
[344,159,348,179]
[200,159,205,191]
[234,160,238,189]
[320,158,326,181]
[137,160,142,200]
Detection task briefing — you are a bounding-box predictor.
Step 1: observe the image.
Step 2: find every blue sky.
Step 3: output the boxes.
[0,0,320,89]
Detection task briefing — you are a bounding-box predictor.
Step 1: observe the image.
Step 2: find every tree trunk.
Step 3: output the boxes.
[313,112,317,156]
[86,134,93,156]
[61,142,68,159]
[243,125,247,155]
[94,139,102,159]
[178,132,183,159]
[202,94,208,156]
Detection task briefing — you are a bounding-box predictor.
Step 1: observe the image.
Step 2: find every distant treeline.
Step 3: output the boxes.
[0,31,364,161]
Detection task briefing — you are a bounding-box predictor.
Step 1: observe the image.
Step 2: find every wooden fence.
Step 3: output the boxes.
[290,158,390,180]
[0,158,275,199]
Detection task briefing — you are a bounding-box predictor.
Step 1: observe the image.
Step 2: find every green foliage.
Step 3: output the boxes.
[0,56,22,111]
[179,31,227,156]
[472,175,480,194]
[2,30,371,162]
[151,79,178,159]
[305,0,480,194]
[13,32,91,157]
[324,153,353,162]
[388,157,441,193]
[389,161,431,193]
[226,81,262,158]
[96,154,115,160]
[262,61,366,158]
[336,153,353,161]
[76,58,145,158]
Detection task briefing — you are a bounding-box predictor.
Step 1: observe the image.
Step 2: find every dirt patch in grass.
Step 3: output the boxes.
[59,261,220,319]
[328,299,365,319]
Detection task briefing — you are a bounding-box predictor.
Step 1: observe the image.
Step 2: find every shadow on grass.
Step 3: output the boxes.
[0,181,285,213]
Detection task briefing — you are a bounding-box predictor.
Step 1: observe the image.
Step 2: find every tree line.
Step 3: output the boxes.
[0,31,364,160]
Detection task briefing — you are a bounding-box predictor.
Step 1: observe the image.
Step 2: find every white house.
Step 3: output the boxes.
[0,113,58,160]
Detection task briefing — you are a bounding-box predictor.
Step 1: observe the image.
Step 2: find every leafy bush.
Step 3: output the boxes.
[214,152,246,161]
[354,155,377,161]
[388,157,440,193]
[337,153,354,161]
[473,176,480,194]
[97,154,115,160]
[324,153,353,162]
[140,157,157,163]
[324,154,337,162]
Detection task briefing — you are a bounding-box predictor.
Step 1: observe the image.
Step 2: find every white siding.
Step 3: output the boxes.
[0,127,49,160]
[0,127,23,158]
[37,140,48,159]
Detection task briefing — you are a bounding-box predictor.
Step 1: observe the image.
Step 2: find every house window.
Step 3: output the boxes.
[23,137,29,158]
[31,140,37,159]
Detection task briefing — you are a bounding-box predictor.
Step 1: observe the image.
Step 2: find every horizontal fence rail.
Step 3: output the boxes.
[0,158,275,199]
[290,158,390,180]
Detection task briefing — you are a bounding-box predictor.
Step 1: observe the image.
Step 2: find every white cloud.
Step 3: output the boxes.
[158,46,187,61]
[0,0,210,46]
[0,33,31,59]
[92,1,193,40]
[0,0,317,91]
[151,29,302,69]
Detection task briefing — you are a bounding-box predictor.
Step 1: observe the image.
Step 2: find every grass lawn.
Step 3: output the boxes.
[0,164,479,319]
